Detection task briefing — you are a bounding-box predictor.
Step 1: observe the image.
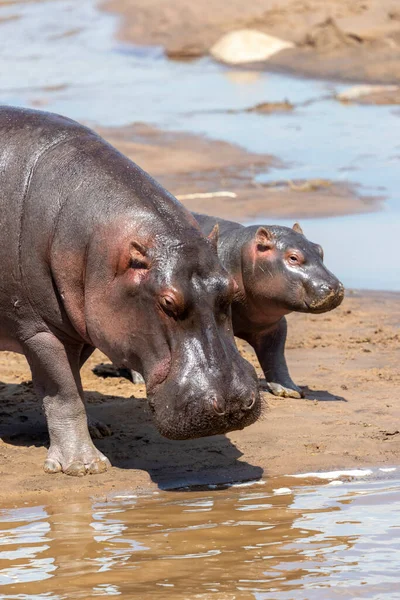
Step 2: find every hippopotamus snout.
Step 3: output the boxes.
[305,276,344,313]
[208,390,257,416]
[148,353,261,441]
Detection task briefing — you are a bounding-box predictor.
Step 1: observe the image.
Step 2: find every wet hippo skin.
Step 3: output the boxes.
[0,107,261,476]
[102,214,344,399]
[194,214,344,398]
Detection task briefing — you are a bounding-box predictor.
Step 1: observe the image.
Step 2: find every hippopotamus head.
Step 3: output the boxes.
[83,218,261,440]
[241,223,344,315]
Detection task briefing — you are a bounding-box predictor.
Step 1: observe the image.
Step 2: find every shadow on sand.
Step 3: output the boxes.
[0,381,263,490]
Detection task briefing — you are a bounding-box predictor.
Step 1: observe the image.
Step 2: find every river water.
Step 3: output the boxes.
[0,470,399,599]
[1,0,400,291]
[0,1,399,597]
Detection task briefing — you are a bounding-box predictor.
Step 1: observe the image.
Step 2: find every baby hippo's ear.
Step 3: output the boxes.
[292,222,304,235]
[207,223,219,249]
[255,227,274,252]
[129,241,150,270]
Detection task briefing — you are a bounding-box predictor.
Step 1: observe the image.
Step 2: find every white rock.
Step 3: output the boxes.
[273,487,292,495]
[210,29,294,65]
[337,84,399,101]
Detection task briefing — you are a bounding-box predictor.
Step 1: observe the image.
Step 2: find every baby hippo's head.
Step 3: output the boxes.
[242,223,344,314]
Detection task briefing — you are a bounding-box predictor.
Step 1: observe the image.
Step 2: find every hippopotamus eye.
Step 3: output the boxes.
[286,251,304,266]
[159,293,183,318]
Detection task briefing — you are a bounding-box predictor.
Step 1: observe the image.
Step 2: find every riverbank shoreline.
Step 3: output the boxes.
[103,0,400,84]
[1,290,398,504]
[95,124,381,221]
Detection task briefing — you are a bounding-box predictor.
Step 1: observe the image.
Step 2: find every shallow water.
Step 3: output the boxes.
[0,471,399,599]
[0,0,399,291]
[0,4,399,597]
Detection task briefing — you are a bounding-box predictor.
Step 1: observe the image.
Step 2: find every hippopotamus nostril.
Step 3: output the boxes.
[210,395,226,416]
[320,282,333,293]
[243,394,256,411]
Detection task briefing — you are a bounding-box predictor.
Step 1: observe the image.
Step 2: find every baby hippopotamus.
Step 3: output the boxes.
[194,214,344,397]
[96,213,344,398]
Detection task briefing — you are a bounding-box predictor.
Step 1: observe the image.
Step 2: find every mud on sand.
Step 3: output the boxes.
[104,0,400,83]
[0,291,399,503]
[96,124,381,220]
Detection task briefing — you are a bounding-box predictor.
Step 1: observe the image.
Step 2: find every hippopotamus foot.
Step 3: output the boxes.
[87,416,113,439]
[44,442,110,476]
[266,381,304,399]
[250,319,305,400]
[130,370,145,384]
[24,333,112,476]
[93,363,144,384]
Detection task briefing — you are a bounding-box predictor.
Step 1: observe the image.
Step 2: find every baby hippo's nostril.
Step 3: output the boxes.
[321,282,333,293]
[210,395,226,416]
[243,394,256,411]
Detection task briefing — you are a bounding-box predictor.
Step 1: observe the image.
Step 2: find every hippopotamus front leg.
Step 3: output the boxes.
[24,332,111,476]
[249,318,304,399]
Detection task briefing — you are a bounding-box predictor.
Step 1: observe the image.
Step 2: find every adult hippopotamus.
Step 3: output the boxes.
[102,214,344,398]
[195,214,344,398]
[0,107,261,476]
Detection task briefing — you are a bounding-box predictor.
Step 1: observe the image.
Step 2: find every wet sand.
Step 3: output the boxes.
[96,124,380,220]
[104,0,400,83]
[1,291,399,503]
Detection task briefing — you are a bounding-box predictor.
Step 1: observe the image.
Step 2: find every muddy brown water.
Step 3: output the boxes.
[0,472,399,599]
[1,1,400,598]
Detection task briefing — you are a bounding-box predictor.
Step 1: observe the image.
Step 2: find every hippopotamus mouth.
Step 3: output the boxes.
[145,370,262,441]
[304,283,345,314]
[145,357,172,399]
[150,391,262,440]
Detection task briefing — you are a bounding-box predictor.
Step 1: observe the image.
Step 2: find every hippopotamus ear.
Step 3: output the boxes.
[207,223,219,249]
[255,227,273,252]
[292,222,304,235]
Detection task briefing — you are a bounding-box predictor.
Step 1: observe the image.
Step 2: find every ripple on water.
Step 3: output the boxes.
[0,474,399,598]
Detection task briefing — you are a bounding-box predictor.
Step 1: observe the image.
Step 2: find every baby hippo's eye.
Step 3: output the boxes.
[286,250,304,266]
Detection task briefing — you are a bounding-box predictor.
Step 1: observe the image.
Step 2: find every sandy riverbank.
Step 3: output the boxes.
[95,124,380,220]
[0,291,398,503]
[103,0,400,83]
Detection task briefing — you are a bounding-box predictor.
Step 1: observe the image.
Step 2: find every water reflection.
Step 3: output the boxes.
[0,475,399,599]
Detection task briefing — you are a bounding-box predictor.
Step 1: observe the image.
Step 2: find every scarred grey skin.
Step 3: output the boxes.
[96,215,344,398]
[0,107,261,476]
[194,214,344,398]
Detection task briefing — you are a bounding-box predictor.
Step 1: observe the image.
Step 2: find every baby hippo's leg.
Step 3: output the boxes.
[250,318,304,399]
